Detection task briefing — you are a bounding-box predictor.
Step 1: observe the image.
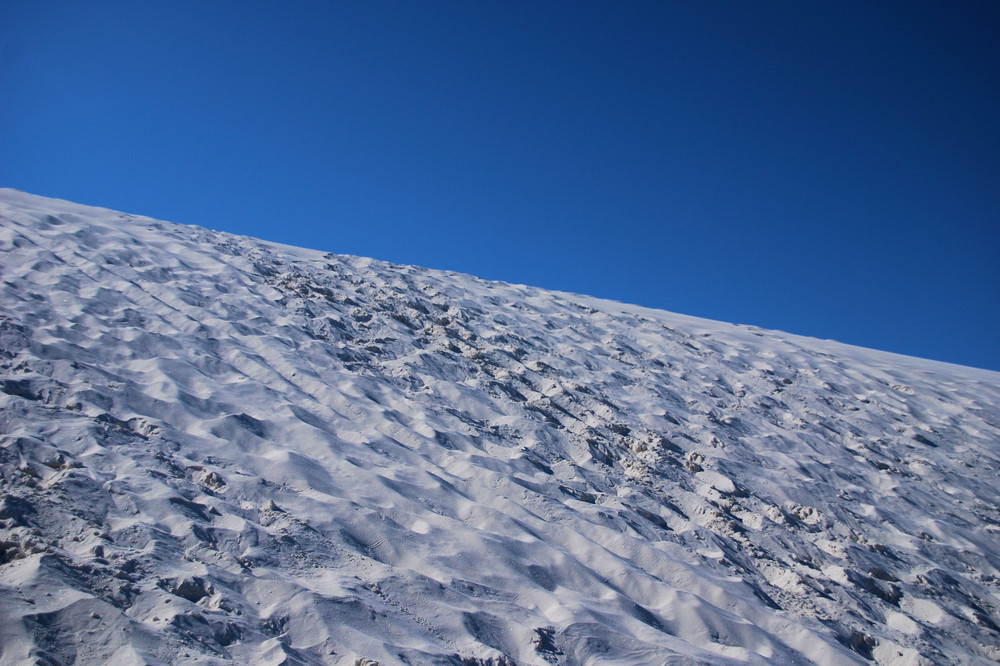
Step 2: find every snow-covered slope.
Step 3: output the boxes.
[1,189,999,665]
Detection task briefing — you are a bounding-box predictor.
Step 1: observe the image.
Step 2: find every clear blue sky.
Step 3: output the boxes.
[2,1,998,371]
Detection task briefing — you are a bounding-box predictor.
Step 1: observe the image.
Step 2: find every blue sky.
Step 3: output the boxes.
[2,1,998,371]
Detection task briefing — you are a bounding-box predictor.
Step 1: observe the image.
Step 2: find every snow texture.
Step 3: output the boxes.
[1,189,999,665]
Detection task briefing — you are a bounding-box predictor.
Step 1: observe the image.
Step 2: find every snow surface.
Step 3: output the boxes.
[1,189,999,665]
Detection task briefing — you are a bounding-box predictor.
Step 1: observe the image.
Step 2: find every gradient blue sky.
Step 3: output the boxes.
[2,1,998,371]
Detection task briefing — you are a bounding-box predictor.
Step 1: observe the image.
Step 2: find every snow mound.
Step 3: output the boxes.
[1,189,999,665]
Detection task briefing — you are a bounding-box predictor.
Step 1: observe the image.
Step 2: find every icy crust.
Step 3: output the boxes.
[1,189,999,665]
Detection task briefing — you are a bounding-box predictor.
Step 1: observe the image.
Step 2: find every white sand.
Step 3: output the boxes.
[1,189,999,664]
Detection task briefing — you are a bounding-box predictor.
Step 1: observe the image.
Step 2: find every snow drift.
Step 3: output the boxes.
[1,189,999,665]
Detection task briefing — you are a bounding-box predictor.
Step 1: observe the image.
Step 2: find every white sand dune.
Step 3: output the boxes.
[1,189,999,665]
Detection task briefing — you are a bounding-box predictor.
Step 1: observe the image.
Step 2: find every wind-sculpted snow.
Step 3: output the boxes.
[1,190,999,665]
